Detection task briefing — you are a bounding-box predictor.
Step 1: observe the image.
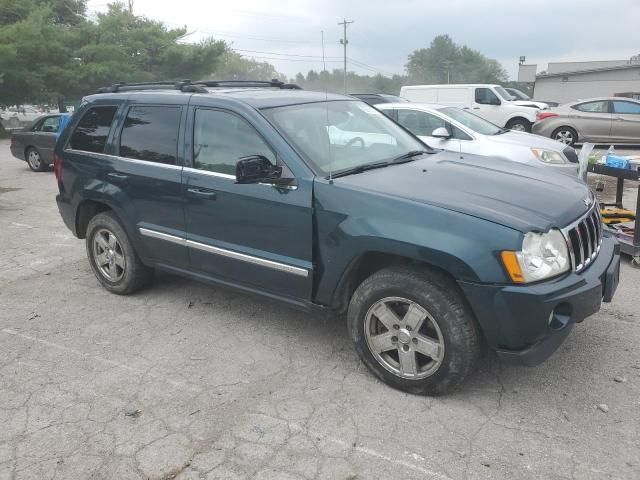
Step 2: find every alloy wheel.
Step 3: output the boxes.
[510,123,526,132]
[27,150,41,170]
[92,228,126,282]
[555,130,574,144]
[364,296,444,379]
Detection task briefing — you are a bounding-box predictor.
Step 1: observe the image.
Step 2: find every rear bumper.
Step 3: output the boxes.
[459,233,620,366]
[9,144,24,161]
[56,194,77,236]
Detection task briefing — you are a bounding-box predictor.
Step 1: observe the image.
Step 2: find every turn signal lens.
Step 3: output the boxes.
[501,251,525,283]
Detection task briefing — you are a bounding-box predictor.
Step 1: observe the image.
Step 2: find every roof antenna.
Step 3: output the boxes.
[321,30,334,184]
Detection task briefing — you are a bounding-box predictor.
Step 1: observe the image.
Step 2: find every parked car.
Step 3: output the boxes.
[504,87,559,108]
[400,84,542,132]
[10,113,68,171]
[54,80,619,394]
[1,105,43,129]
[350,93,410,106]
[376,103,579,176]
[533,97,640,146]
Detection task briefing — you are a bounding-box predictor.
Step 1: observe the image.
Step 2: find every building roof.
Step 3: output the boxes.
[537,63,640,79]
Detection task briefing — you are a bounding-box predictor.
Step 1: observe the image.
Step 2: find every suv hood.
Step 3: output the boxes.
[335,151,591,232]
[512,100,549,109]
[487,130,568,151]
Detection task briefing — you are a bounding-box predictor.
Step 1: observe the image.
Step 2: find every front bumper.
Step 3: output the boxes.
[459,233,620,366]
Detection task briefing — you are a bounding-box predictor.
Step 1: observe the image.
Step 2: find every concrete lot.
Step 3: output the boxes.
[1,139,639,480]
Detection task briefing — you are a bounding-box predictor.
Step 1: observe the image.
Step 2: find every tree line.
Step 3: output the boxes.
[0,0,518,110]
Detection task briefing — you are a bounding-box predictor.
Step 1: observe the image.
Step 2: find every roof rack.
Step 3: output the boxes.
[95,78,301,94]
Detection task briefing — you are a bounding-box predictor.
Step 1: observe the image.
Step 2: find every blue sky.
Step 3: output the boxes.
[87,0,640,80]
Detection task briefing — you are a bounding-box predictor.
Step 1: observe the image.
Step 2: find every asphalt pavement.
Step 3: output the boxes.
[1,140,639,480]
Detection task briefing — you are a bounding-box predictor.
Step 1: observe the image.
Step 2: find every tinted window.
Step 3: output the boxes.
[451,126,472,141]
[119,106,180,164]
[475,88,499,105]
[193,109,275,175]
[69,106,118,153]
[396,109,446,136]
[573,101,608,113]
[612,101,640,114]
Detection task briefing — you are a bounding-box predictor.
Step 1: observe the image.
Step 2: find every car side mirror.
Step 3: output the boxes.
[236,155,282,184]
[431,127,451,139]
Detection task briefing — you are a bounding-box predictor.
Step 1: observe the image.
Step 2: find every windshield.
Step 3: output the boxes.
[495,86,515,101]
[380,94,409,103]
[438,107,503,135]
[507,88,530,101]
[262,100,427,176]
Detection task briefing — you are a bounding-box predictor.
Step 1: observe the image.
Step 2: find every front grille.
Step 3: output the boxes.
[563,146,579,163]
[562,204,603,273]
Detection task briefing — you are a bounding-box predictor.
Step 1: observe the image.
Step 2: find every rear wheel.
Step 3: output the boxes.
[86,212,153,294]
[505,117,531,132]
[26,147,47,172]
[347,266,481,395]
[551,126,578,146]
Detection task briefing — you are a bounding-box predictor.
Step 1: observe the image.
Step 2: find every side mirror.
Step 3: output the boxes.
[235,155,282,184]
[431,127,451,139]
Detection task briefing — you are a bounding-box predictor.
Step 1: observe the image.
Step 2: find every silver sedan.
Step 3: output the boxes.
[532,97,640,146]
[376,103,579,176]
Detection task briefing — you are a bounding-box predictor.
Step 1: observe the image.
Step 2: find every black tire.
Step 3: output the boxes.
[86,211,153,295]
[505,117,531,133]
[551,126,578,146]
[347,266,481,395]
[26,147,48,172]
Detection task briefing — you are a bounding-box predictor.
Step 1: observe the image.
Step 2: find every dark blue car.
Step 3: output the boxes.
[53,80,620,394]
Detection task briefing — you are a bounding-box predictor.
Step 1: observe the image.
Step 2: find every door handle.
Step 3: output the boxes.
[187,187,217,199]
[107,172,129,184]
[472,107,480,109]
[463,107,470,110]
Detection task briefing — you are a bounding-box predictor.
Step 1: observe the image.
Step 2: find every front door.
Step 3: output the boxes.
[182,107,313,302]
[472,87,504,126]
[104,102,189,267]
[394,108,462,152]
[610,100,640,143]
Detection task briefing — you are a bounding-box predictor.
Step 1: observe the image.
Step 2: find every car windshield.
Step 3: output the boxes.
[380,94,410,103]
[495,86,515,101]
[438,107,503,135]
[262,100,428,176]
[508,88,530,101]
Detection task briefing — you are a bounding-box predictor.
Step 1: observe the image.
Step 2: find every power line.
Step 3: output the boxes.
[233,48,341,60]
[348,58,395,77]
[238,54,342,64]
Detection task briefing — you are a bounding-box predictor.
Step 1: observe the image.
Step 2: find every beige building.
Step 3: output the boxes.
[520,58,640,104]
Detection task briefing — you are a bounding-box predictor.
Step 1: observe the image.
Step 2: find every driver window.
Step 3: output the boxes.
[193,109,276,175]
[396,110,446,136]
[475,88,499,105]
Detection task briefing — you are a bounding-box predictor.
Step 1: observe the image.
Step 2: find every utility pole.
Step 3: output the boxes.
[338,18,354,93]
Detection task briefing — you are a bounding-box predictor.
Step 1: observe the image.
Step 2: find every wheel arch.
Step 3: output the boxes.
[75,200,113,239]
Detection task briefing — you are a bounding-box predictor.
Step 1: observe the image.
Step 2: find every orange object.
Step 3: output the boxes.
[501,251,525,283]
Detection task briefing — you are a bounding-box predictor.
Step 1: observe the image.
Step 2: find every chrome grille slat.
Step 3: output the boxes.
[562,203,603,273]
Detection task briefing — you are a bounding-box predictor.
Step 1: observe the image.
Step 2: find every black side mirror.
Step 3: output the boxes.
[236,155,282,184]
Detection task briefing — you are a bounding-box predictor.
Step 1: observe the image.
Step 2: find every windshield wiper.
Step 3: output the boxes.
[329,151,429,179]
[389,150,429,164]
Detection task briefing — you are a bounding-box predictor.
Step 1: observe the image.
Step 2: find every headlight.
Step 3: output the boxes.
[501,229,570,283]
[531,148,566,164]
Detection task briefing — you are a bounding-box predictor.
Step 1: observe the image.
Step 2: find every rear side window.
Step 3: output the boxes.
[612,101,640,114]
[119,106,181,164]
[572,101,608,113]
[69,106,117,153]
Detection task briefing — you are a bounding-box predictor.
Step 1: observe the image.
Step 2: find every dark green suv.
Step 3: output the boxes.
[54,80,620,394]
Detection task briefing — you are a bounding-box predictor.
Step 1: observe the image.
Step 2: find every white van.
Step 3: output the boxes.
[399,84,539,132]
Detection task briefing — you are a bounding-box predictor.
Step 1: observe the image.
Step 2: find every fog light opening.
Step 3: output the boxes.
[549,303,572,331]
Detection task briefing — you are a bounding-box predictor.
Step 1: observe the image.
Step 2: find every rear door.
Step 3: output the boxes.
[568,100,612,142]
[104,99,189,267]
[182,105,313,302]
[610,100,640,143]
[34,116,61,162]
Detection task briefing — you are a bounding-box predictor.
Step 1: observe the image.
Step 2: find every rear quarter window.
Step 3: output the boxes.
[69,106,118,153]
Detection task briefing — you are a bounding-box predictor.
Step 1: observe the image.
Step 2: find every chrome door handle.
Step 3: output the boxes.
[187,188,217,199]
[107,172,129,184]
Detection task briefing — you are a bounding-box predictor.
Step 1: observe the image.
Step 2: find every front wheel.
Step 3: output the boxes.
[86,212,153,295]
[505,118,531,132]
[347,266,481,395]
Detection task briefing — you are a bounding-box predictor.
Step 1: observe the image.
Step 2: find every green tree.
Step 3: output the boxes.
[406,34,507,84]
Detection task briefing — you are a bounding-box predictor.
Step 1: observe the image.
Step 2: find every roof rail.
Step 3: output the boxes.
[95,78,301,94]
[193,79,302,90]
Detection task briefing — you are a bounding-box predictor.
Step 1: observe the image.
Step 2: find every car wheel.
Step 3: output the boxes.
[26,147,48,172]
[8,117,20,128]
[506,118,531,132]
[86,212,153,295]
[551,127,578,146]
[347,266,481,395]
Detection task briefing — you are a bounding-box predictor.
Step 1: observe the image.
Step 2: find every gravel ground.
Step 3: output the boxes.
[1,139,639,480]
